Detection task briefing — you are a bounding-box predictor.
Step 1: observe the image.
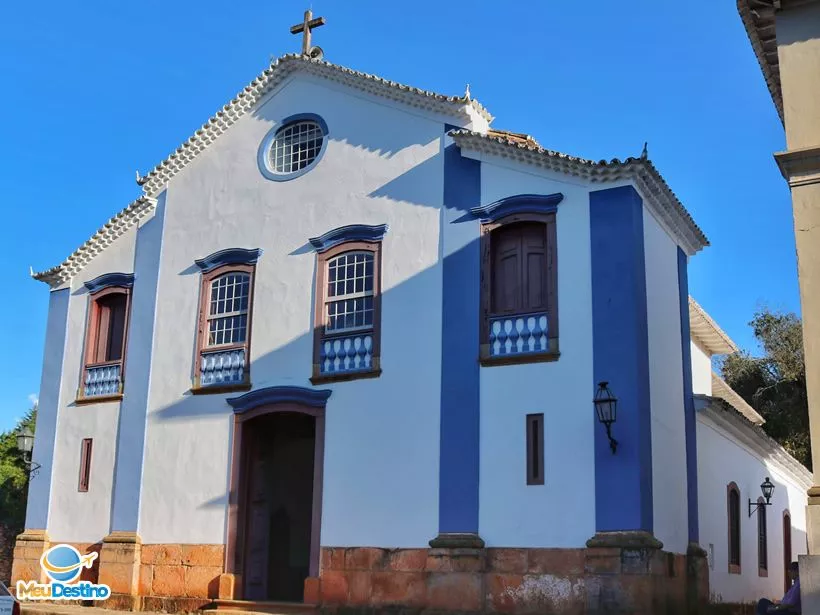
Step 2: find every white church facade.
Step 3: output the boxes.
[12,32,811,614]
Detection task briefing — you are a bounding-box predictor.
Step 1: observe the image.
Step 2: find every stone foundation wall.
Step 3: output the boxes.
[10,536,707,614]
[139,544,223,602]
[9,535,223,612]
[317,546,702,615]
[318,547,587,613]
[10,530,49,585]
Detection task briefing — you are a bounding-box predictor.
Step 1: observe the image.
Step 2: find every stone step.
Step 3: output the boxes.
[22,605,130,615]
[206,600,318,615]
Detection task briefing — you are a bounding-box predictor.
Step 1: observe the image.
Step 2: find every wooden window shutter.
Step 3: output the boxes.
[758,501,768,574]
[526,414,545,485]
[728,484,741,572]
[491,223,549,315]
[78,438,93,492]
[491,225,523,314]
[521,224,548,312]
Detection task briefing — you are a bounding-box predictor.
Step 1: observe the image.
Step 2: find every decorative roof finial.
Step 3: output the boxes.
[29,265,35,277]
[290,9,326,60]
[464,84,471,101]
[641,141,648,159]
[136,170,147,186]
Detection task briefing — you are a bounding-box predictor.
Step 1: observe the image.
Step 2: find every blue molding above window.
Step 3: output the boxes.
[227,385,332,413]
[194,248,262,273]
[309,224,389,253]
[469,193,564,223]
[84,272,135,294]
[258,113,329,182]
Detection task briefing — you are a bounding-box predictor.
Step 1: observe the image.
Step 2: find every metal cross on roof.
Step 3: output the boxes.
[290,9,326,58]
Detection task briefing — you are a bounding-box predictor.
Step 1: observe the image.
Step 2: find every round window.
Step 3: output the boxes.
[269,119,324,175]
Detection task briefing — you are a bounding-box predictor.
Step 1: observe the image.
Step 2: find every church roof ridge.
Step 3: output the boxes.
[450,129,710,255]
[136,54,493,196]
[737,0,784,124]
[697,393,811,487]
[31,54,494,287]
[32,196,156,288]
[688,297,739,356]
[711,371,765,425]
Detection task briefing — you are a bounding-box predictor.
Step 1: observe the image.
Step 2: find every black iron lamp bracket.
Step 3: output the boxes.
[748,498,771,518]
[22,453,41,479]
[604,423,618,454]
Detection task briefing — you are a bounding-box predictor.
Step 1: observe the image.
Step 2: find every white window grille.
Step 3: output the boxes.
[270,120,324,174]
[207,272,250,347]
[325,252,374,333]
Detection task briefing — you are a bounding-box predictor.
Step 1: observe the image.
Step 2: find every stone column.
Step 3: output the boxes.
[431,129,483,549]
[773,3,820,610]
[775,148,820,540]
[97,531,142,610]
[99,195,164,610]
[10,530,50,585]
[774,4,820,549]
[589,186,654,538]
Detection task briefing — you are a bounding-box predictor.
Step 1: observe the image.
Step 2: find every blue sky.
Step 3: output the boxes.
[0,1,795,431]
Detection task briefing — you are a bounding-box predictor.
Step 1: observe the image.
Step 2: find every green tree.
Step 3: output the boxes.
[720,308,810,469]
[0,406,37,529]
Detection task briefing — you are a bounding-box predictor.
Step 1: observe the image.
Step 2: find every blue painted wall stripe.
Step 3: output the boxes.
[678,247,699,544]
[25,287,70,529]
[110,192,167,533]
[438,126,481,534]
[590,185,654,533]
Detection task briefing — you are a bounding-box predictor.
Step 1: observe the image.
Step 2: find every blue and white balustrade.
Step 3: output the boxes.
[489,312,549,357]
[320,333,373,374]
[84,363,122,397]
[200,348,246,386]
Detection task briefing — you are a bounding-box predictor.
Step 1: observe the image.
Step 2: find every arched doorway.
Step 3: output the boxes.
[224,386,330,603]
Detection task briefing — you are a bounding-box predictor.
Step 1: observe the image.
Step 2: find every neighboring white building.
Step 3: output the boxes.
[690,298,811,605]
[10,37,806,614]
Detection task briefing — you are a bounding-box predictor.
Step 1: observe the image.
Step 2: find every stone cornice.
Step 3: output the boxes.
[227,385,332,413]
[689,297,738,356]
[469,193,564,223]
[31,196,156,288]
[737,0,784,124]
[194,248,262,273]
[711,371,765,425]
[84,272,135,294]
[308,224,389,253]
[452,130,709,255]
[775,144,820,186]
[697,396,812,489]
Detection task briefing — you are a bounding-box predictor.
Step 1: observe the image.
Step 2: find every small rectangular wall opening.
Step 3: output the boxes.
[526,414,544,485]
[78,438,93,492]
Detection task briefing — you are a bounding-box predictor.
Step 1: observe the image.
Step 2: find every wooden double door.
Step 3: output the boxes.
[240,412,317,602]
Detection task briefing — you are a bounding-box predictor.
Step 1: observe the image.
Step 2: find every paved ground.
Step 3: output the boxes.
[22,605,140,615]
[21,606,207,615]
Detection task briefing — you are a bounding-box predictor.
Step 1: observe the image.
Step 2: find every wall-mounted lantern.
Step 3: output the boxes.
[748,477,775,517]
[15,426,40,479]
[594,381,618,454]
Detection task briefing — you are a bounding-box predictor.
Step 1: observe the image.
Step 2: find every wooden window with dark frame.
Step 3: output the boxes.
[728,482,741,574]
[193,263,256,393]
[78,438,93,492]
[526,413,545,485]
[480,213,558,365]
[758,498,769,576]
[783,511,793,593]
[79,286,131,402]
[311,240,382,384]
